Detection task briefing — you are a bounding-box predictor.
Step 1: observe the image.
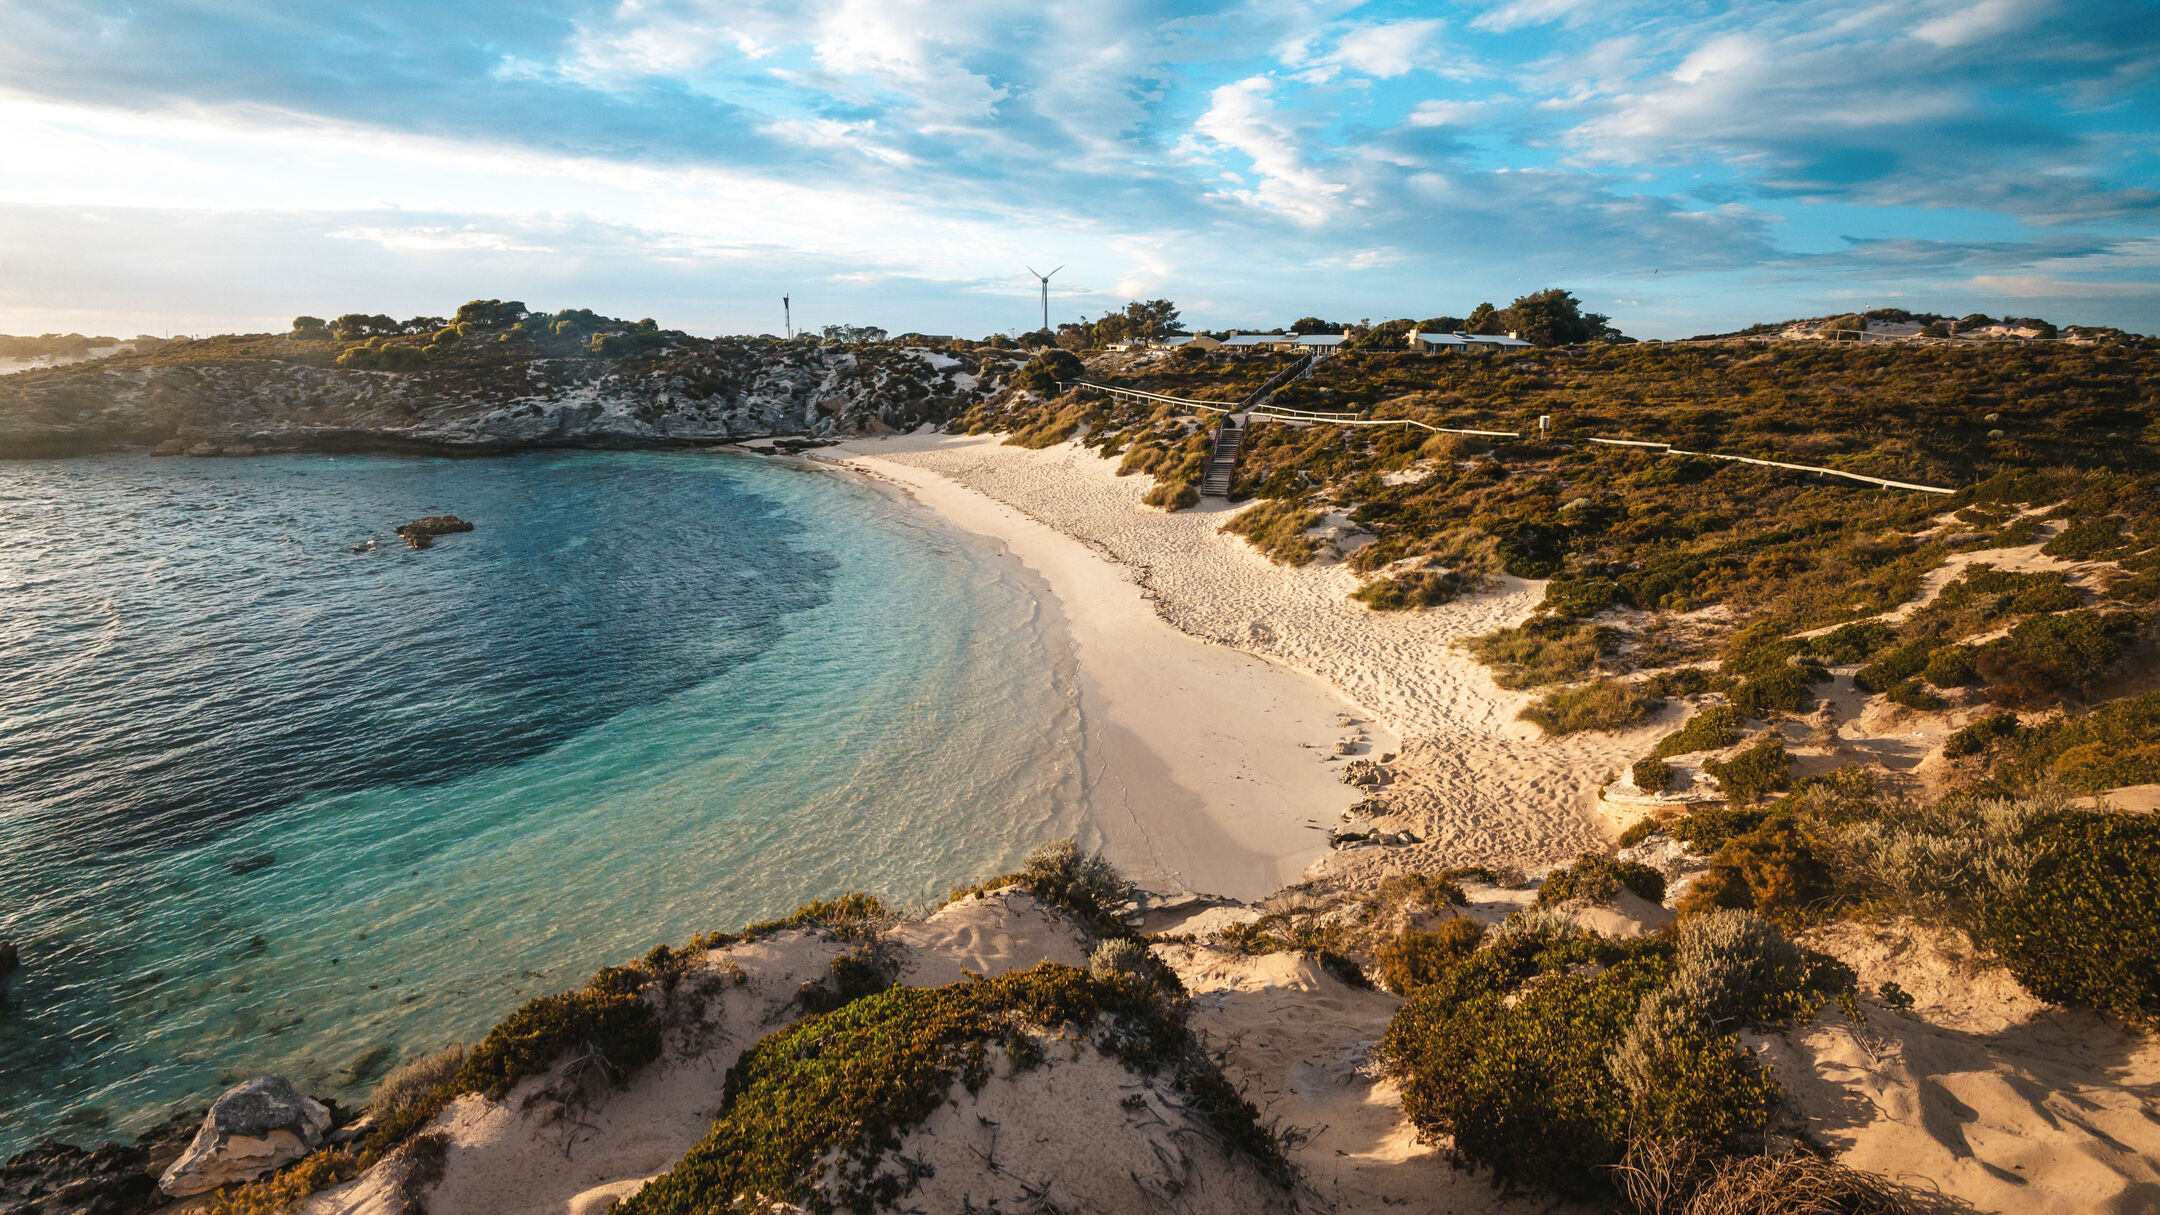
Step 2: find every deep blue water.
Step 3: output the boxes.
[0,451,1083,1155]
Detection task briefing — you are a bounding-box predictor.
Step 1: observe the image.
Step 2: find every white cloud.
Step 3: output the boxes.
[1471,0,1596,34]
[1332,19,1445,79]
[1192,76,1348,224]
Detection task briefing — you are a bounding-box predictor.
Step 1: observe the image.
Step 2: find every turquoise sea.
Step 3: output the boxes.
[0,450,1085,1155]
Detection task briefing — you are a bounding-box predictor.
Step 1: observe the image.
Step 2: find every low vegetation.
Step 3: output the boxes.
[1220,497,1326,564]
[1535,854,1668,906]
[1520,678,1661,736]
[615,963,1289,1214]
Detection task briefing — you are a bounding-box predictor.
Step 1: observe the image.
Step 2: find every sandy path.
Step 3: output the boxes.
[835,434,1639,879]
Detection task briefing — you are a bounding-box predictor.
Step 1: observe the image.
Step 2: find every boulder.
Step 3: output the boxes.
[150,439,187,456]
[1332,739,1359,756]
[185,442,219,457]
[157,1077,331,1196]
[394,515,475,550]
[0,940,16,976]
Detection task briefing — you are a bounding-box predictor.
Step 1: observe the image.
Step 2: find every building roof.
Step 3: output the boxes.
[1221,333,1293,346]
[1408,331,1467,346]
[1296,334,1349,346]
[1464,333,1532,347]
[1409,330,1533,348]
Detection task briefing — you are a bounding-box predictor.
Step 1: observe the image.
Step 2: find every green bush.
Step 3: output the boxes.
[1886,678,1946,711]
[1536,854,1667,906]
[1943,709,2019,758]
[1976,610,2139,705]
[1669,805,1771,854]
[1633,758,1673,793]
[1353,568,1477,610]
[1466,619,1613,690]
[1377,918,1485,994]
[1922,644,1979,687]
[1809,621,1896,664]
[1376,918,1834,1198]
[2042,516,2128,559]
[1540,576,1625,620]
[1141,479,1200,510]
[1678,813,1833,926]
[1222,497,1326,564]
[1519,679,1661,736]
[1730,664,1825,718]
[946,838,1134,937]
[1652,707,1744,758]
[1703,737,1792,804]
[617,963,1288,1213]
[1988,812,2160,1023]
[455,964,662,1100]
[1854,640,1932,693]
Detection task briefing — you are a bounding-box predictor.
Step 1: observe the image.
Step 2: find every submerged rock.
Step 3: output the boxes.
[394,515,475,549]
[0,939,16,976]
[158,1076,331,1196]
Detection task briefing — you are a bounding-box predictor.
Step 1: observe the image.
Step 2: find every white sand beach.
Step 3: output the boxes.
[830,432,1662,895]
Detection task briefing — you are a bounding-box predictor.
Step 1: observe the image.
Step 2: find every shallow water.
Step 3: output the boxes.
[0,450,1083,1153]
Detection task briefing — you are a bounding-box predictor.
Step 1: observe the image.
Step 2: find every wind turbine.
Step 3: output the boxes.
[1025,265,1063,334]
[782,294,792,339]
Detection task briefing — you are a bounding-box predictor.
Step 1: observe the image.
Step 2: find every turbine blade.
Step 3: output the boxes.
[1050,265,1065,277]
[1026,266,1040,279]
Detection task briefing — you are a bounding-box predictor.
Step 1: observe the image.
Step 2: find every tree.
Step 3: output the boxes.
[400,316,445,334]
[1122,299,1184,339]
[1502,289,1614,347]
[290,316,330,339]
[1288,316,1345,335]
[819,323,888,343]
[454,300,528,329]
[1417,316,1464,333]
[1464,302,1502,335]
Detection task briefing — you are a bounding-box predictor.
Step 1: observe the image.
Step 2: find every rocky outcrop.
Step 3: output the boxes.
[0,1108,200,1215]
[394,515,475,549]
[0,339,1017,458]
[0,940,17,977]
[158,1077,331,1196]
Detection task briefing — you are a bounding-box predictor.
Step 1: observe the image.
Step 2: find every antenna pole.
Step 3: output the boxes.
[783,294,792,339]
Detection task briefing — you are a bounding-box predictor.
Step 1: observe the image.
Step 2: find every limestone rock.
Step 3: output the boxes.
[158,1077,331,1196]
[185,442,219,457]
[150,439,186,456]
[394,515,475,549]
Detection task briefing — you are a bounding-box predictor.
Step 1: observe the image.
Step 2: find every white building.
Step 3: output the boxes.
[1409,330,1532,354]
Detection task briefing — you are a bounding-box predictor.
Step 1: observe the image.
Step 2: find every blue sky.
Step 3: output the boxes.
[1,0,2155,339]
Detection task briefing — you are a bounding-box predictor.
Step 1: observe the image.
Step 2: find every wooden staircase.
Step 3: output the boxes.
[1200,415,1244,498]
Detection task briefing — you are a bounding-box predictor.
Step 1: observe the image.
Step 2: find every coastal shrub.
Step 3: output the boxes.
[1942,710,2019,758]
[1221,497,1326,564]
[1975,609,2139,705]
[1730,664,1825,718]
[1831,795,2045,929]
[1540,576,1625,620]
[947,838,1133,936]
[454,963,663,1100]
[1353,567,1476,610]
[1703,737,1791,804]
[1141,479,1200,511]
[206,1150,363,1215]
[1619,815,1665,847]
[1921,644,1979,688]
[1654,708,1745,758]
[1853,640,1933,694]
[1669,805,1771,854]
[1885,678,1945,711]
[1012,349,1082,396]
[1373,871,1470,911]
[1519,679,1661,737]
[1679,814,1833,926]
[1633,757,1674,793]
[2042,516,2129,559]
[1377,918,1485,994]
[1467,619,1613,690]
[1377,925,1804,1198]
[1808,621,1896,664]
[365,1045,467,1123]
[1986,692,2160,790]
[615,963,1288,1214]
[732,892,891,943]
[1536,853,1667,907]
[1987,812,2160,1023]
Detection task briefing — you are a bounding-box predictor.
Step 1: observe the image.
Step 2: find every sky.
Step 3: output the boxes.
[1,0,2156,340]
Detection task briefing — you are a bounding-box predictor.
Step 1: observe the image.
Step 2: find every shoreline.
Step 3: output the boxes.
[829,440,1396,900]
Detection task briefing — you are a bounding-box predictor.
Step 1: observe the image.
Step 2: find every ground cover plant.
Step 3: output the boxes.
[614,962,1290,1214]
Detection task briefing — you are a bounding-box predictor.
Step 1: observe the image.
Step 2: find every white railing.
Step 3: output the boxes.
[1585,438,1954,494]
[1249,404,1519,437]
